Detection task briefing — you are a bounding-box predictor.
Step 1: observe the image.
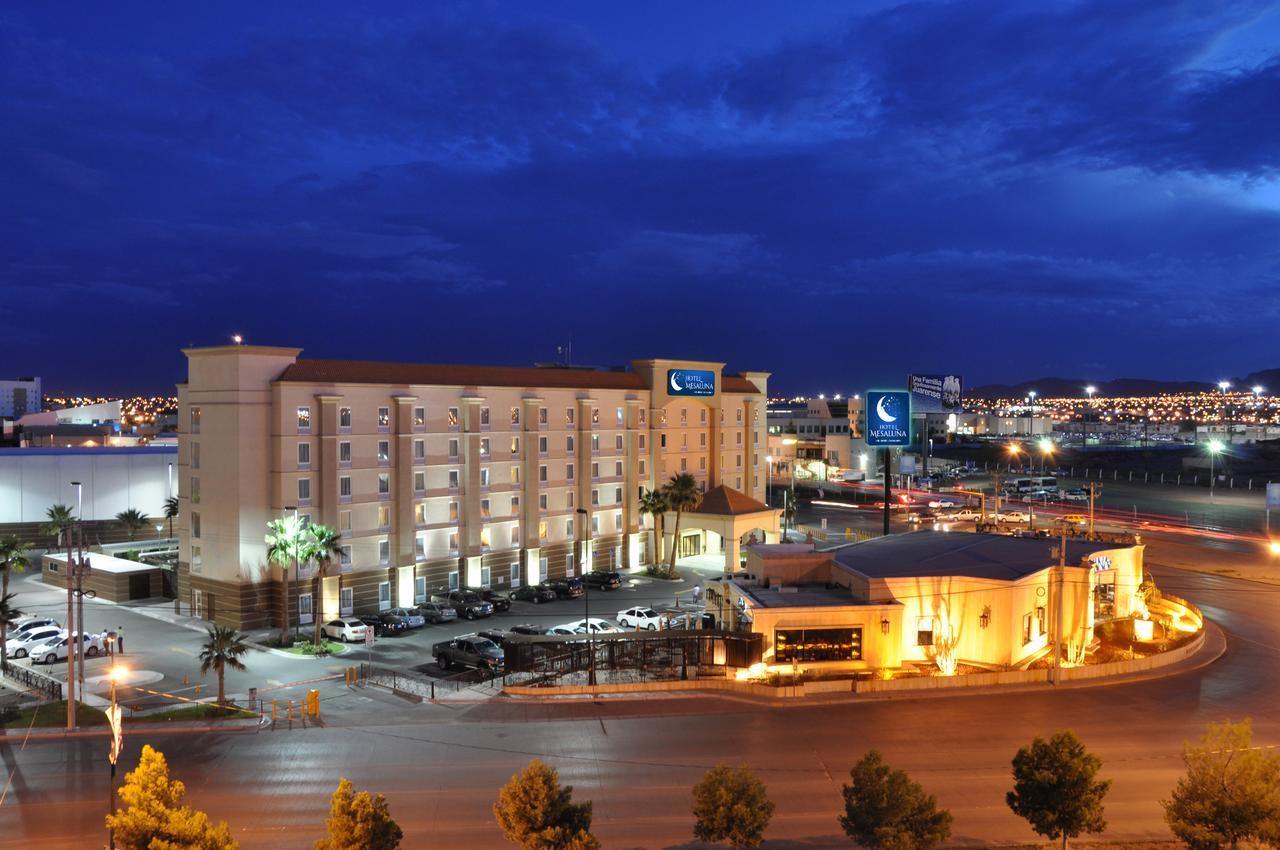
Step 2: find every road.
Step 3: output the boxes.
[2,561,1277,849]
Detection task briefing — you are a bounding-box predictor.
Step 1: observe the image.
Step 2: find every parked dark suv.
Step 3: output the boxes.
[431,589,494,620]
[544,577,584,599]
[583,570,622,590]
[359,613,407,637]
[466,587,511,613]
[510,583,557,604]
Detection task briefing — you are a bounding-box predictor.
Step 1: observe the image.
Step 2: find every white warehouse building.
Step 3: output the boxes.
[0,446,177,523]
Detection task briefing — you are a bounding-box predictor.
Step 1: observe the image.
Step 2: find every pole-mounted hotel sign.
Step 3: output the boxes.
[667,369,716,397]
[865,390,911,447]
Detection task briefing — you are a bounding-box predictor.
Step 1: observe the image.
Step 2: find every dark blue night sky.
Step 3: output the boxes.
[4,2,1278,395]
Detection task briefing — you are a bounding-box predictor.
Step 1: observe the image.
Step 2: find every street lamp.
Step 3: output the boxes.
[107,664,127,849]
[1084,386,1096,448]
[1270,541,1280,557]
[1038,438,1054,473]
[1006,443,1022,472]
[765,455,774,507]
[574,507,594,686]
[1207,439,1225,500]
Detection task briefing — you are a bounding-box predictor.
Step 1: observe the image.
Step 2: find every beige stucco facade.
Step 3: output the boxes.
[176,346,771,628]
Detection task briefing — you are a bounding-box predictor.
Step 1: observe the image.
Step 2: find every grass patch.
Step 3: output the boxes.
[130,704,256,723]
[0,700,106,728]
[282,639,346,656]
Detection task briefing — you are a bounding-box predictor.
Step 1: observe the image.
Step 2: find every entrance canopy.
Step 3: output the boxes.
[669,485,781,573]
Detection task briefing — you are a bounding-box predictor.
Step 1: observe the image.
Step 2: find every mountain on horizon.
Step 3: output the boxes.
[969,368,1280,399]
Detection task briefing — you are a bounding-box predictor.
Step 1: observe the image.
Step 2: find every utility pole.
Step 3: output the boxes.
[1085,482,1103,539]
[64,524,76,731]
[882,448,891,536]
[1053,520,1067,681]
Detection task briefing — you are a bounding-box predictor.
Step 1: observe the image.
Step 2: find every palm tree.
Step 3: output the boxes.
[0,593,23,669]
[44,504,74,548]
[163,496,179,539]
[266,515,306,644]
[661,473,702,577]
[638,489,668,570]
[115,508,148,541]
[0,538,32,665]
[198,625,249,708]
[305,524,344,646]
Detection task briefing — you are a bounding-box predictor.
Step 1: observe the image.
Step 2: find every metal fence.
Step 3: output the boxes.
[503,630,763,686]
[358,663,501,700]
[1,660,64,701]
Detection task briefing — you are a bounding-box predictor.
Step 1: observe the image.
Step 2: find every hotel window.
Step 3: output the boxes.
[538,407,547,426]
[565,407,574,425]
[616,407,624,425]
[639,460,646,475]
[510,526,520,546]
[591,434,600,453]
[591,462,599,479]
[615,461,622,476]
[448,533,459,552]
[681,408,688,424]
[339,441,351,464]
[680,458,687,471]
[377,505,390,528]
[415,576,427,601]
[377,407,390,429]
[480,467,490,487]
[448,407,459,429]
[377,440,390,464]
[340,510,351,531]
[592,489,599,506]
[565,555,574,577]
[736,432,743,445]
[700,433,706,447]
[539,522,548,541]
[378,581,391,609]
[448,470,459,489]
[480,407,490,427]
[511,495,519,512]
[638,409,646,425]
[190,406,201,433]
[414,471,425,492]
[340,545,352,567]
[775,628,862,662]
[699,457,706,470]
[191,442,200,469]
[480,438,490,457]
[510,562,521,587]
[510,466,520,484]
[480,528,491,549]
[378,473,390,496]
[448,439,459,458]
[191,511,201,539]
[916,617,935,646]
[720,434,725,447]
[510,436,520,455]
[660,434,666,448]
[413,406,425,429]
[297,478,310,503]
[415,534,426,559]
[340,476,352,499]
[615,512,624,530]
[567,491,574,508]
[511,406,520,425]
[737,454,742,468]
[567,463,575,481]
[449,501,459,522]
[615,435,623,451]
[614,487,622,504]
[378,539,389,564]
[700,409,707,423]
[737,409,743,422]
[735,477,741,489]
[539,464,548,482]
[592,516,600,534]
[481,566,492,588]
[339,407,352,429]
[297,442,311,468]
[297,406,311,430]
[539,436,548,455]
[639,435,645,450]
[592,408,599,425]
[339,587,354,615]
[190,476,200,504]
[539,494,548,511]
[414,439,425,461]
[415,503,427,524]
[566,435,574,452]
[448,570,459,590]
[191,545,202,574]
[566,518,574,538]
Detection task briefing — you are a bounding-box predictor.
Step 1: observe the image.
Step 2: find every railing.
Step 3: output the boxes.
[503,631,763,687]
[1,660,64,701]
[358,663,500,700]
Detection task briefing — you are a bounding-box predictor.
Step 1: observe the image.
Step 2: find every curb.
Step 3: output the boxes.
[0,717,265,741]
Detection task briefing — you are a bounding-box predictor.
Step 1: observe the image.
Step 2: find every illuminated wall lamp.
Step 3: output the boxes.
[979,606,992,629]
[880,617,891,635]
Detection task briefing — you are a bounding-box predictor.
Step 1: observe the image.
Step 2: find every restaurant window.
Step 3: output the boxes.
[774,627,862,662]
[916,617,935,646]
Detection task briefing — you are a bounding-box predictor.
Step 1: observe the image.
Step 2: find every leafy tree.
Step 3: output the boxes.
[1006,730,1110,849]
[316,777,403,850]
[691,764,775,850]
[305,523,344,646]
[164,496,180,539]
[839,750,952,850]
[493,758,599,850]
[638,488,668,570]
[265,515,307,644]
[0,593,23,666]
[106,744,238,850]
[198,625,250,707]
[1163,718,1280,850]
[45,503,75,547]
[0,537,31,665]
[115,508,149,541]
[661,473,702,577]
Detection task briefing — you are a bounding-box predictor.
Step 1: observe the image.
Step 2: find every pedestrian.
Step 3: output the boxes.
[117,624,124,653]
[692,583,702,604]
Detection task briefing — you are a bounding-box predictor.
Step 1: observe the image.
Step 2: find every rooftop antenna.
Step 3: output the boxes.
[556,336,572,367]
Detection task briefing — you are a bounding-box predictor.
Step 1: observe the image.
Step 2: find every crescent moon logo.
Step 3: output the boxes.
[876,396,896,423]
[670,372,682,392]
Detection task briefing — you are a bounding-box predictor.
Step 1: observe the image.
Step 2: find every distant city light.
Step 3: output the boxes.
[232,334,243,344]
[1218,380,1231,392]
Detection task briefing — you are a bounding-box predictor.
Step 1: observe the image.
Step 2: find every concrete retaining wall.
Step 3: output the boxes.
[504,627,1209,699]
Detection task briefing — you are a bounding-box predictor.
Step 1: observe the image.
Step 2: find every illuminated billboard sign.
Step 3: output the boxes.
[667,369,716,397]
[908,374,963,413]
[865,390,911,447]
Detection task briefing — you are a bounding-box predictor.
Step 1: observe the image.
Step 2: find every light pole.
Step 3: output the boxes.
[765,455,774,507]
[1084,385,1096,448]
[1026,390,1037,438]
[1038,438,1054,474]
[1207,440,1224,500]
[1218,380,1232,440]
[1006,443,1022,473]
[575,507,593,686]
[106,664,127,850]
[284,505,299,638]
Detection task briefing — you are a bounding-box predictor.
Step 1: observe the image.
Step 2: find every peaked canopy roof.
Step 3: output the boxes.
[690,485,772,516]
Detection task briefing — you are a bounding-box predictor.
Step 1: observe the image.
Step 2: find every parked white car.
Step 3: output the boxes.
[5,627,64,659]
[545,625,579,637]
[560,618,620,635]
[12,618,60,638]
[617,607,664,630]
[30,632,105,665]
[999,511,1029,523]
[321,618,368,642]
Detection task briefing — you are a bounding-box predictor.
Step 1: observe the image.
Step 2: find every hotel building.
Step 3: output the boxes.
[177,346,775,629]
